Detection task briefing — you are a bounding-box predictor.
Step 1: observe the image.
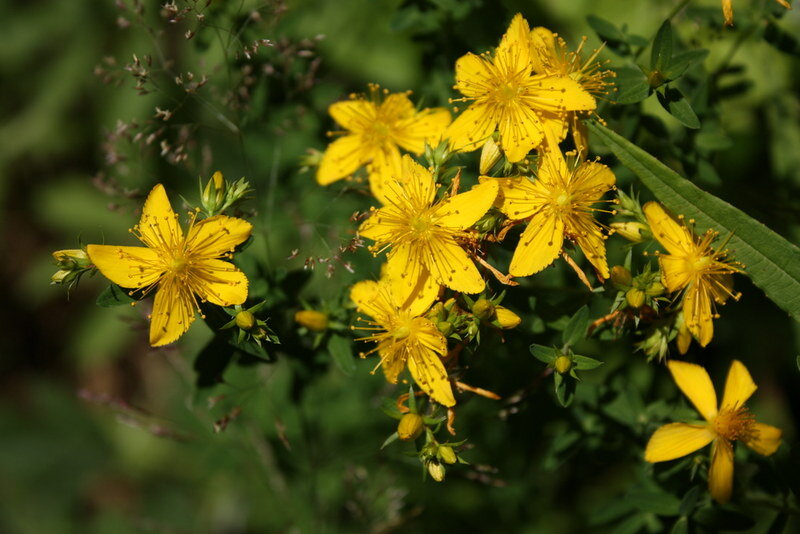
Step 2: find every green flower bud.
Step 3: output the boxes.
[645,281,665,297]
[553,355,573,374]
[235,310,256,330]
[397,413,424,441]
[201,171,226,213]
[611,221,649,243]
[610,265,632,289]
[626,288,645,308]
[437,321,454,336]
[438,445,457,465]
[428,461,446,482]
[472,298,495,321]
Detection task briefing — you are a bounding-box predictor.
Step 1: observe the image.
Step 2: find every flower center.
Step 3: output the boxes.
[169,255,188,274]
[495,83,520,103]
[713,407,756,442]
[692,255,713,273]
[409,214,434,237]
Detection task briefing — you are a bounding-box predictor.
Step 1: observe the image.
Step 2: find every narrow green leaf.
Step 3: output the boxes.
[327,334,357,376]
[764,20,800,57]
[96,284,136,307]
[587,15,626,44]
[588,121,800,322]
[657,87,700,129]
[530,344,557,364]
[572,355,604,370]
[663,49,709,81]
[651,20,673,72]
[553,373,575,407]
[614,67,651,104]
[670,517,689,534]
[628,490,680,516]
[563,305,590,347]
[380,432,399,450]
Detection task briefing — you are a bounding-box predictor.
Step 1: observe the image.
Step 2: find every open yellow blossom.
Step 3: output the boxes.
[721,0,790,26]
[87,184,252,346]
[645,360,781,503]
[359,155,498,306]
[529,26,614,153]
[487,146,615,279]
[644,202,741,348]
[445,13,595,163]
[350,278,455,407]
[317,84,451,202]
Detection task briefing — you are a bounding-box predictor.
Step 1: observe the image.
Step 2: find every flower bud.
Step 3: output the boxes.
[472,298,495,321]
[427,461,446,482]
[438,445,457,465]
[494,307,521,329]
[626,288,645,308]
[201,171,226,214]
[52,249,90,269]
[609,265,632,289]
[479,137,502,174]
[553,355,573,374]
[397,413,424,441]
[235,310,256,330]
[611,221,649,243]
[437,321,454,336]
[294,310,329,332]
[645,281,665,297]
[50,269,72,284]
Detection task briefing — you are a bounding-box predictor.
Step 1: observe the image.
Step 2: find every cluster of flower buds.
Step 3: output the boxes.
[50,248,93,287]
[199,171,254,217]
[220,300,278,346]
[609,265,665,309]
[611,190,651,244]
[425,295,520,343]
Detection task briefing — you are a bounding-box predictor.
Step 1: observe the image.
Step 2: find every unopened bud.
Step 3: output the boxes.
[611,222,649,243]
[53,249,90,269]
[626,288,645,308]
[235,310,256,330]
[610,265,632,289]
[201,171,226,213]
[438,445,457,464]
[553,355,573,374]
[397,413,424,441]
[479,138,502,174]
[472,298,495,321]
[294,310,329,332]
[645,281,665,297]
[428,461,446,482]
[494,306,521,329]
[437,321,454,336]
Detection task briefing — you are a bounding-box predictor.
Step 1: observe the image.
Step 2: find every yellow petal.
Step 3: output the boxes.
[454,53,494,98]
[572,219,610,280]
[667,360,719,422]
[433,180,498,230]
[659,255,692,292]
[379,93,415,121]
[446,101,497,154]
[708,439,734,504]
[509,212,565,277]
[86,244,163,289]
[317,134,369,185]
[530,26,556,73]
[425,237,485,294]
[489,176,545,219]
[191,258,248,306]
[378,344,407,384]
[367,144,404,204]
[185,215,253,258]
[329,99,375,132]
[644,423,715,462]
[683,283,714,347]
[149,278,196,346]
[385,243,428,308]
[720,360,757,411]
[722,0,734,26]
[350,280,393,324]
[359,206,402,241]
[407,339,455,407]
[574,160,615,192]
[137,184,183,250]
[382,155,437,209]
[677,320,692,355]
[497,102,545,162]
[745,423,782,456]
[404,269,440,317]
[571,114,590,155]
[643,202,695,257]
[497,13,532,72]
[393,108,452,153]
[524,75,595,113]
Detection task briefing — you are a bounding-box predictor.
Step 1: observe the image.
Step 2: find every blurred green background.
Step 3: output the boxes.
[2,0,799,532]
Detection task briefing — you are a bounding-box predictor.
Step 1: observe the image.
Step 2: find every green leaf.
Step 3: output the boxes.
[563,305,590,347]
[628,490,680,516]
[796,355,800,371]
[657,87,700,129]
[587,15,626,44]
[678,486,701,517]
[663,49,709,81]
[588,121,800,322]
[694,507,755,531]
[530,344,557,364]
[380,432,399,450]
[554,373,575,407]
[650,20,673,72]
[614,67,651,104]
[764,20,800,57]
[572,354,604,370]
[96,284,136,307]
[670,517,689,534]
[327,334,357,376]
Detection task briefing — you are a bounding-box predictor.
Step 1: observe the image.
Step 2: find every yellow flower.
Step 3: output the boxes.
[86,184,252,346]
[721,0,790,26]
[359,155,498,306]
[645,360,781,503]
[350,278,455,407]
[487,146,615,279]
[445,13,595,163]
[529,26,613,153]
[644,202,741,348]
[316,84,451,203]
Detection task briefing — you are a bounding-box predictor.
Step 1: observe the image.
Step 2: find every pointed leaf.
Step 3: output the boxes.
[327,334,357,376]
[651,20,673,72]
[563,305,590,347]
[96,284,136,307]
[657,87,700,129]
[530,344,558,364]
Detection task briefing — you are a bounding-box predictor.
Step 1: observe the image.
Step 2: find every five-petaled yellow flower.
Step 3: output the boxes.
[87,184,252,346]
[721,0,790,27]
[350,278,455,407]
[645,360,781,503]
[487,146,615,279]
[644,202,741,349]
[446,13,595,163]
[317,84,451,203]
[529,26,613,153]
[359,155,498,306]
